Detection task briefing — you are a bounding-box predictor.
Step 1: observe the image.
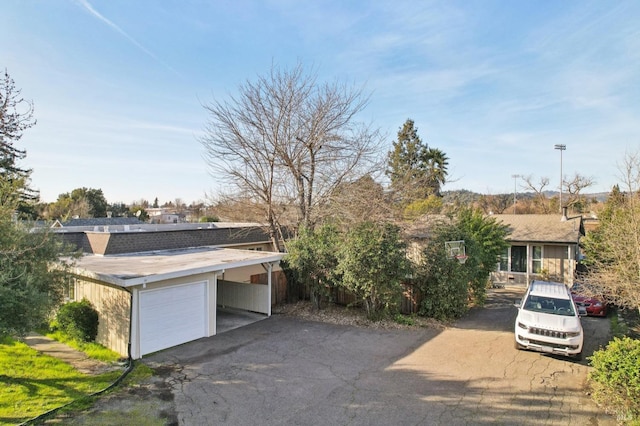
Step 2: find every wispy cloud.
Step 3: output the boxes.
[73,0,181,76]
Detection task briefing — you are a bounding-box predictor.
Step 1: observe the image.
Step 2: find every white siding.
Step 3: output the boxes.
[218,281,270,314]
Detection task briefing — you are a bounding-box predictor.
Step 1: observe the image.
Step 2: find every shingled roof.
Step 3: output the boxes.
[492,214,584,244]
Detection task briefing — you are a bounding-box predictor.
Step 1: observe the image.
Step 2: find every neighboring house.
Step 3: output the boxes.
[59,223,285,359]
[490,212,585,286]
[403,214,452,264]
[146,207,182,224]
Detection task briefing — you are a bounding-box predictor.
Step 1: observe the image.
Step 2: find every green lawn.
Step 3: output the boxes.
[0,336,121,425]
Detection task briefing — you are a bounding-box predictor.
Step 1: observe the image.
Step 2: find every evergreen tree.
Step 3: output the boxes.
[0,69,38,214]
[0,70,76,336]
[47,187,109,220]
[386,119,448,205]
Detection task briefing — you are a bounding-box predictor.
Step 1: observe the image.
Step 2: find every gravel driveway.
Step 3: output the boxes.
[57,287,616,425]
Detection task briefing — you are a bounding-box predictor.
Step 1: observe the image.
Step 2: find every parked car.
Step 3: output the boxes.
[571,282,608,317]
[514,280,585,360]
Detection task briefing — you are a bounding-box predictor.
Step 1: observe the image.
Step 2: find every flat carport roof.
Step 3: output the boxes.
[72,246,284,287]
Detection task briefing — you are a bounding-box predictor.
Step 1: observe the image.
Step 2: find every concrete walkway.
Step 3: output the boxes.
[21,332,123,375]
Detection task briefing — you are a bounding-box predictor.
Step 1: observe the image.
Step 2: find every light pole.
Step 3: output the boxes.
[554,144,566,213]
[511,174,520,214]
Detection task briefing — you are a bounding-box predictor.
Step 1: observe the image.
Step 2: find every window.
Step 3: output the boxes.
[511,246,527,273]
[532,245,542,274]
[498,248,509,271]
[524,295,575,316]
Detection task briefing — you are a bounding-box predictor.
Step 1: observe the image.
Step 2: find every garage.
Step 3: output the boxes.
[72,247,284,359]
[138,282,208,356]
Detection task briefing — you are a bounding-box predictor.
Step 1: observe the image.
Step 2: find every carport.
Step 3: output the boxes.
[72,247,283,359]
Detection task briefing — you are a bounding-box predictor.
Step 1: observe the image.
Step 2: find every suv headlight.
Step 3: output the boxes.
[566,331,581,337]
[517,322,528,330]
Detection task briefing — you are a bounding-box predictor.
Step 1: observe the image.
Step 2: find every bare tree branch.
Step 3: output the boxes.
[583,151,640,313]
[521,175,553,213]
[200,63,383,247]
[564,172,595,213]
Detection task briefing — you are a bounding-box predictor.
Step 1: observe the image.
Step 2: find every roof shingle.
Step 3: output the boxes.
[492,214,584,244]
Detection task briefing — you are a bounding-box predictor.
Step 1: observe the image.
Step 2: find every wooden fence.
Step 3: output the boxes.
[265,273,424,315]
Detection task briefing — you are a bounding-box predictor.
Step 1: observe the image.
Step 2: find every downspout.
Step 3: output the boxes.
[123,287,135,364]
[88,287,135,388]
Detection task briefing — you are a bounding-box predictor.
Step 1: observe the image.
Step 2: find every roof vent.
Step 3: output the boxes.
[561,206,568,221]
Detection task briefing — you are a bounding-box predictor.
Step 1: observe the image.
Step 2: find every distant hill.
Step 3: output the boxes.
[442,190,482,204]
[442,190,610,204]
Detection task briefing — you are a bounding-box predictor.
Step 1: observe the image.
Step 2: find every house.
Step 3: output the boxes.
[60,223,285,359]
[146,207,182,224]
[490,212,584,286]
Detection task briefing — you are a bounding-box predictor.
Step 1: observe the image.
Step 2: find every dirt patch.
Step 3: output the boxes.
[273,300,447,330]
[40,367,178,426]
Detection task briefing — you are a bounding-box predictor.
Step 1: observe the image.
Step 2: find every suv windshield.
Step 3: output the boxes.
[523,295,575,316]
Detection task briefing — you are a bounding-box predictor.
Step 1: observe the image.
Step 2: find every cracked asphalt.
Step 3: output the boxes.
[143,287,615,425]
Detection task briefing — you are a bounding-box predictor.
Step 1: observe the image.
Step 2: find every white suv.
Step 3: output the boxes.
[514,280,585,360]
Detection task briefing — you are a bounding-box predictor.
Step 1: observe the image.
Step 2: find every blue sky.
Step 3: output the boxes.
[1,1,638,205]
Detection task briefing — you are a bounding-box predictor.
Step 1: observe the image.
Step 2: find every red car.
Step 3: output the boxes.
[571,283,608,317]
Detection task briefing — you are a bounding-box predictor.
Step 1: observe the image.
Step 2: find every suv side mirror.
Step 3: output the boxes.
[514,300,521,308]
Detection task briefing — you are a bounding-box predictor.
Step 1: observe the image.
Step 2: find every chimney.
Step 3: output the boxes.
[561,206,568,221]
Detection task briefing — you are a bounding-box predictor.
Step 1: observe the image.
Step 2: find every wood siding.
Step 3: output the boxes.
[74,279,131,357]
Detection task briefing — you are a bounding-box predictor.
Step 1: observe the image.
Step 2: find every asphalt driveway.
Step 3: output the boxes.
[143,287,615,425]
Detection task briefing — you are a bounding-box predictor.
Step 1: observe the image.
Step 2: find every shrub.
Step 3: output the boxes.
[588,337,640,422]
[55,298,99,342]
[413,228,470,321]
[199,216,219,222]
[394,313,416,326]
[414,248,469,321]
[338,222,411,319]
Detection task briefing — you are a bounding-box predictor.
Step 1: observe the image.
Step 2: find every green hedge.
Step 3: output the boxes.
[55,298,99,342]
[588,336,640,422]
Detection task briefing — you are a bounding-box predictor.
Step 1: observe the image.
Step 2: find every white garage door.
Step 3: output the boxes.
[139,282,207,356]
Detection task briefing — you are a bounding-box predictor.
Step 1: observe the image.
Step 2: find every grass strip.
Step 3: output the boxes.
[0,336,120,425]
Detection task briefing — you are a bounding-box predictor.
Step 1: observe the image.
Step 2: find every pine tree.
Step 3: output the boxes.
[385,119,448,205]
[0,69,37,209]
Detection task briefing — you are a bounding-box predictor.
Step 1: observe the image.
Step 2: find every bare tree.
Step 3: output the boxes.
[563,173,595,213]
[477,194,512,214]
[322,174,394,228]
[201,63,382,250]
[582,152,640,313]
[521,175,553,213]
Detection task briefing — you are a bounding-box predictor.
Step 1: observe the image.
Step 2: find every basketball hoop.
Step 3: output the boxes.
[445,240,468,265]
